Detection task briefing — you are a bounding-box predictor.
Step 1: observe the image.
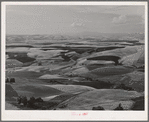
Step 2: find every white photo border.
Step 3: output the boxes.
[1,1,148,121]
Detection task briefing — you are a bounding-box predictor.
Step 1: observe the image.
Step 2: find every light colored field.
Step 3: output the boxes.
[42,95,59,101]
[15,64,69,72]
[44,84,95,94]
[39,74,68,80]
[80,66,134,78]
[85,60,114,65]
[27,48,68,59]
[63,66,89,76]
[15,66,49,72]
[87,46,140,59]
[6,47,30,53]
[6,102,20,110]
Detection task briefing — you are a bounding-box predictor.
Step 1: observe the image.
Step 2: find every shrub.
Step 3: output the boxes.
[27,97,36,108]
[92,106,105,110]
[33,102,41,109]
[17,96,22,104]
[41,106,47,110]
[35,97,43,102]
[6,78,9,83]
[22,96,28,106]
[114,103,124,110]
[10,78,15,83]
[17,96,27,106]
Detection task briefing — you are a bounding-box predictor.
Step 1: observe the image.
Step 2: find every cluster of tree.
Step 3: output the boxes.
[86,77,93,81]
[92,103,124,110]
[17,96,28,106]
[92,106,105,110]
[47,79,62,84]
[17,95,60,110]
[17,96,44,108]
[6,78,15,83]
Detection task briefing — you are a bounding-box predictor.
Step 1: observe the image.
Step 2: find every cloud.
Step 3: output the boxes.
[71,22,85,27]
[6,9,39,16]
[112,15,127,24]
[112,14,144,25]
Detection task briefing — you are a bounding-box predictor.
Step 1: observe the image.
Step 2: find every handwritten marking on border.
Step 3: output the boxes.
[71,112,88,116]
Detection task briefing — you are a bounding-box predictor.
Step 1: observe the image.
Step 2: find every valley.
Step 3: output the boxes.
[5,33,145,110]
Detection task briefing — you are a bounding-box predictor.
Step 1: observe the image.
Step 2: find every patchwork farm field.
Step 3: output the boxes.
[5,33,145,110]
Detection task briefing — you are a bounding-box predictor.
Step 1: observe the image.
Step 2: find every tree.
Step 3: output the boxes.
[10,78,15,83]
[42,106,47,110]
[92,106,105,110]
[28,97,36,108]
[17,96,22,104]
[6,78,9,83]
[114,103,124,110]
[22,96,28,106]
[35,97,43,102]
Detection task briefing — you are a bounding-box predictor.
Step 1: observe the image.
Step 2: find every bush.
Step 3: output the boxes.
[41,106,47,110]
[27,97,36,108]
[6,78,9,83]
[22,96,28,106]
[17,96,27,106]
[10,78,15,83]
[92,106,105,110]
[17,96,22,104]
[35,97,43,102]
[17,96,44,108]
[114,103,124,110]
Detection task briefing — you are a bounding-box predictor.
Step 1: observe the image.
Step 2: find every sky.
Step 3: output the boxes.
[6,5,145,35]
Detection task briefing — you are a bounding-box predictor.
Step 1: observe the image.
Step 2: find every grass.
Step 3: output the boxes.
[5,35,144,110]
[6,71,44,79]
[51,93,73,101]
[86,64,114,70]
[87,55,120,65]
[90,66,134,76]
[58,89,141,110]
[13,84,63,98]
[6,84,18,98]
[45,84,95,93]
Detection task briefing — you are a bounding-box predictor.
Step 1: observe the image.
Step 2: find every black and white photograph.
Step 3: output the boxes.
[1,2,148,121]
